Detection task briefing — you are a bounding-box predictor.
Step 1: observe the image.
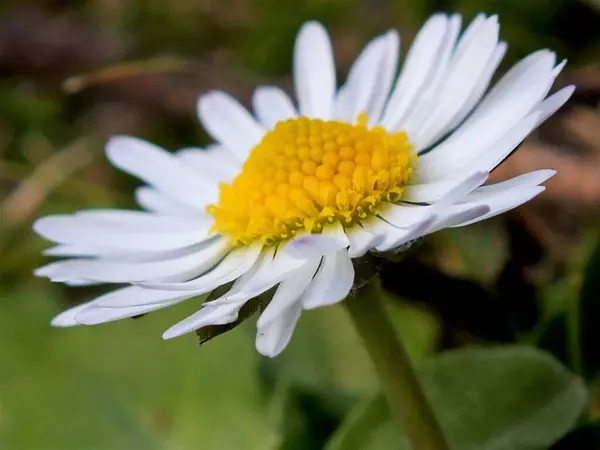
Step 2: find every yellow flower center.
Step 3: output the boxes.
[207,114,416,246]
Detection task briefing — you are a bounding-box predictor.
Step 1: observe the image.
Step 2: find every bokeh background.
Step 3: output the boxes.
[2,0,600,449]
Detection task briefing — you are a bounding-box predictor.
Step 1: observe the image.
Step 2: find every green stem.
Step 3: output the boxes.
[344,280,449,450]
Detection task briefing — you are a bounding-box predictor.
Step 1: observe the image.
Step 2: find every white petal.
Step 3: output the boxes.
[256,301,302,358]
[135,187,202,215]
[283,222,350,259]
[450,14,486,58]
[51,302,92,327]
[41,242,199,262]
[45,239,230,283]
[381,14,449,130]
[76,295,197,325]
[34,214,212,252]
[197,91,265,161]
[293,21,336,119]
[71,210,207,229]
[105,136,218,208]
[443,42,507,134]
[404,170,489,203]
[346,226,382,258]
[256,258,321,327]
[302,249,354,309]
[93,284,204,309]
[418,50,558,181]
[433,170,490,207]
[231,246,307,297]
[536,85,575,125]
[365,216,415,251]
[393,215,438,247]
[452,186,546,227]
[42,244,119,257]
[401,14,461,137]
[474,50,555,113]
[414,16,500,148]
[161,248,280,339]
[334,30,399,123]
[378,203,432,228]
[138,242,263,292]
[374,215,437,252]
[162,298,245,340]
[369,172,488,251]
[175,146,240,182]
[252,86,298,128]
[440,110,542,179]
[427,204,490,233]
[365,31,401,124]
[51,285,204,326]
[465,169,555,202]
[334,33,387,122]
[161,246,310,340]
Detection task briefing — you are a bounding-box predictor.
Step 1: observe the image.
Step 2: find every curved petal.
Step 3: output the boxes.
[283,222,350,259]
[442,41,507,136]
[302,249,354,309]
[252,86,298,128]
[256,258,320,327]
[137,242,262,292]
[161,247,280,339]
[33,213,213,252]
[536,85,575,125]
[293,21,336,119]
[51,301,93,327]
[426,204,490,233]
[418,50,559,181]
[400,14,462,136]
[381,14,449,130]
[404,170,489,203]
[162,296,245,340]
[452,186,546,228]
[51,286,206,326]
[256,301,302,357]
[465,169,555,202]
[76,295,201,325]
[135,187,203,215]
[412,16,500,148]
[334,30,400,123]
[42,239,230,283]
[106,136,218,208]
[346,226,382,258]
[175,146,240,182]
[197,91,265,161]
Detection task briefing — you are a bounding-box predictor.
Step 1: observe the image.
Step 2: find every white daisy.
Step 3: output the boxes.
[34,14,573,357]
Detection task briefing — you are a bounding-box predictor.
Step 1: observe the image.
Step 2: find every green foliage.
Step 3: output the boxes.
[335,347,587,450]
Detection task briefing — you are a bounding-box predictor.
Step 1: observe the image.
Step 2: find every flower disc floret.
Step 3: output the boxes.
[207,114,416,245]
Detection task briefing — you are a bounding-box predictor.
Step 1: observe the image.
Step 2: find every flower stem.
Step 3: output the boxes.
[344,280,449,450]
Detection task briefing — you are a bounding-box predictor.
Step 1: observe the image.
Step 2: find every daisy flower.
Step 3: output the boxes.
[34,14,573,357]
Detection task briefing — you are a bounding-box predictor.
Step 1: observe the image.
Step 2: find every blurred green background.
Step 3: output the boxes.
[2,0,600,449]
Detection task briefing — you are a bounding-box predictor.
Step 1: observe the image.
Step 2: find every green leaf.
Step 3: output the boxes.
[340,346,587,450]
[413,346,587,450]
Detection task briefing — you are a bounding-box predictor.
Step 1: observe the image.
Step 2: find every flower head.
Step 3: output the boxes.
[34,14,573,357]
